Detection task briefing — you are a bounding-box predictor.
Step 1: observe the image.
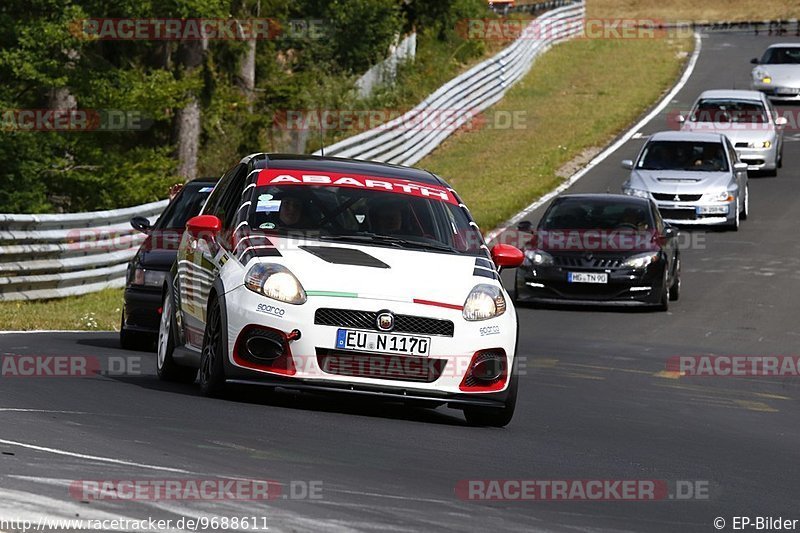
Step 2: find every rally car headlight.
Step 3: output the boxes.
[132,268,167,288]
[463,284,506,322]
[745,140,771,149]
[623,252,659,269]
[704,190,734,202]
[622,187,650,199]
[524,249,553,266]
[753,69,771,84]
[245,263,307,304]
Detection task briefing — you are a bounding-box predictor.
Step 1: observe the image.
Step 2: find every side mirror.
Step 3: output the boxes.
[676,114,686,124]
[621,159,634,170]
[663,226,678,239]
[750,57,759,64]
[517,220,533,232]
[186,214,221,240]
[130,216,151,234]
[491,244,524,269]
[775,116,788,127]
[734,162,749,172]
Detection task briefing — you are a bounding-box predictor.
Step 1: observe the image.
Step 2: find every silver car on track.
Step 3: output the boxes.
[751,43,800,101]
[621,131,749,231]
[678,90,786,175]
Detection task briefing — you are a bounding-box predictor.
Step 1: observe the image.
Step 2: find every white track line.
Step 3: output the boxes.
[485,32,703,244]
[0,438,194,474]
[0,330,113,335]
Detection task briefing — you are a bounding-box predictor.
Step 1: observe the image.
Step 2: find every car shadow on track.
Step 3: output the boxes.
[107,369,472,427]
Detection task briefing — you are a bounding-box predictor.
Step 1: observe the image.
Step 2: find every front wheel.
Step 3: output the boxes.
[727,199,740,231]
[669,257,681,302]
[740,185,749,220]
[463,371,518,427]
[199,297,227,397]
[156,283,197,383]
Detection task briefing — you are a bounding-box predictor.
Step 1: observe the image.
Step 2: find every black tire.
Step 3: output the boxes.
[120,311,154,351]
[655,267,669,311]
[727,200,740,231]
[740,185,749,221]
[778,149,783,169]
[199,297,227,397]
[156,283,197,383]
[669,257,681,302]
[509,273,519,304]
[463,370,518,427]
[119,311,138,350]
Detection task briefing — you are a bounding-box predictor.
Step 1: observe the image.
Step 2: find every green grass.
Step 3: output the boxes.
[420,35,693,230]
[0,288,123,331]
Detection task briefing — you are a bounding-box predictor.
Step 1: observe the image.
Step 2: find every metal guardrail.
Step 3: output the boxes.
[314,1,585,166]
[0,1,585,301]
[0,201,167,301]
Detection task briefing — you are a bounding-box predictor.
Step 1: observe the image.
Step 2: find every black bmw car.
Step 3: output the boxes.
[513,194,681,310]
[120,177,217,349]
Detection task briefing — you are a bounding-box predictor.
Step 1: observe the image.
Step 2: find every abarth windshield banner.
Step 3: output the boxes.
[256,169,458,205]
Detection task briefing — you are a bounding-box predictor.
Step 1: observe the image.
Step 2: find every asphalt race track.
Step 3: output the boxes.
[2,33,800,533]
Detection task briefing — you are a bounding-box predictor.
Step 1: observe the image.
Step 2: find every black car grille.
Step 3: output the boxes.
[314,308,455,337]
[659,208,697,221]
[652,193,702,202]
[316,349,447,383]
[734,142,749,148]
[553,255,624,269]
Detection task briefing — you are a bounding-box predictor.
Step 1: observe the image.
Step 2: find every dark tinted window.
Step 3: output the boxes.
[691,99,767,123]
[248,185,484,254]
[638,140,729,172]
[761,47,800,64]
[541,199,653,231]
[153,183,215,230]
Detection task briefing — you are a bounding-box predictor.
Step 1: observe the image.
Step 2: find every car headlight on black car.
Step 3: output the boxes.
[524,249,554,266]
[622,252,659,270]
[463,284,506,321]
[132,268,167,288]
[245,263,307,304]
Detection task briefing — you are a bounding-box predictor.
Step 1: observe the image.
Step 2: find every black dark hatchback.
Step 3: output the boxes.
[513,194,681,311]
[120,177,217,349]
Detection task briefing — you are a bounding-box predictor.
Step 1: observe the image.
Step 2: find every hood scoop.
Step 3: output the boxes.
[300,246,390,269]
[656,177,701,182]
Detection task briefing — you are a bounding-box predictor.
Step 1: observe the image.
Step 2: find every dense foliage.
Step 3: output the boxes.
[0,0,488,213]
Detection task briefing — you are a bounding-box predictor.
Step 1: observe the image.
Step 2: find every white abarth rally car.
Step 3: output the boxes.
[157,154,525,426]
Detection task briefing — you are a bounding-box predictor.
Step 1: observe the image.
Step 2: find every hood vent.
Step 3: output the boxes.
[300,246,390,269]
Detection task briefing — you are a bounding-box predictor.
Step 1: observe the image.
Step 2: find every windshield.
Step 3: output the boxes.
[154,183,215,230]
[247,183,485,255]
[760,47,800,65]
[637,140,729,172]
[690,99,768,123]
[541,199,653,231]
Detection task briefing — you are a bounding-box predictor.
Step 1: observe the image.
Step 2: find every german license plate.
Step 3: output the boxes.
[696,205,729,215]
[335,329,430,357]
[776,87,800,95]
[568,272,608,284]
